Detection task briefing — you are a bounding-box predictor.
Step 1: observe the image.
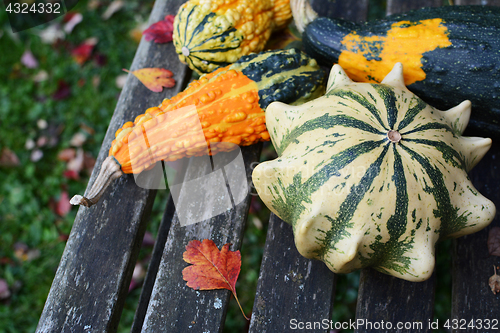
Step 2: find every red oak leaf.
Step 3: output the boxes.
[123,67,175,92]
[182,239,248,320]
[143,15,175,43]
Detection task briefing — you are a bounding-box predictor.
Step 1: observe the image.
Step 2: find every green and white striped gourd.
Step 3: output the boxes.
[252,63,496,281]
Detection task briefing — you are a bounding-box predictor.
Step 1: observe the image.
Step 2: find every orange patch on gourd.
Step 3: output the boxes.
[110,66,266,174]
[338,18,451,85]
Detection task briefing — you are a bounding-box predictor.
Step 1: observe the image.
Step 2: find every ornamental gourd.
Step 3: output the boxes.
[71,49,325,207]
[173,0,292,74]
[252,63,495,282]
[297,5,500,137]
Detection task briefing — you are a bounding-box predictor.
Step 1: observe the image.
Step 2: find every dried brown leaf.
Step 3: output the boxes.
[487,227,500,257]
[489,265,500,295]
[0,148,20,167]
[0,279,10,301]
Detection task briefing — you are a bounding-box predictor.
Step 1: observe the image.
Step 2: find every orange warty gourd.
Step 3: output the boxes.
[70,49,325,207]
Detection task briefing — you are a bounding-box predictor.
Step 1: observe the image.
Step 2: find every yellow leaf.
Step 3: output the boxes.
[123,67,175,92]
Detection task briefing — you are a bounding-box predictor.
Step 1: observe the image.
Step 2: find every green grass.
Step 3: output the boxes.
[0,1,154,331]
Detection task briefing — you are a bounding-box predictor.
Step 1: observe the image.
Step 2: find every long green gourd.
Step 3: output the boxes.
[298,5,500,137]
[252,63,495,282]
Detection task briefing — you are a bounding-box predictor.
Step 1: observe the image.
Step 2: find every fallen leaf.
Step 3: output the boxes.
[21,49,39,68]
[13,242,41,262]
[63,12,83,33]
[142,231,155,247]
[52,80,71,100]
[58,148,76,162]
[33,70,49,82]
[130,21,149,43]
[115,74,128,89]
[102,0,124,20]
[30,149,43,162]
[129,262,146,292]
[83,151,96,173]
[70,132,87,147]
[0,279,10,302]
[0,148,20,167]
[182,239,248,320]
[489,265,500,295]
[0,257,13,265]
[38,24,65,44]
[37,136,48,147]
[72,37,98,65]
[63,169,80,180]
[37,119,48,129]
[143,15,175,44]
[25,139,35,150]
[123,67,175,92]
[53,191,71,217]
[80,123,96,136]
[87,0,102,10]
[487,227,500,257]
[67,148,84,172]
[92,75,101,88]
[93,52,107,66]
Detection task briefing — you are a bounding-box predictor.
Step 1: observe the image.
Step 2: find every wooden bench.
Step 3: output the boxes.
[36,0,500,332]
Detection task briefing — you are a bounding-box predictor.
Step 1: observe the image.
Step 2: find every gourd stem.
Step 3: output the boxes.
[70,156,123,207]
[290,0,318,33]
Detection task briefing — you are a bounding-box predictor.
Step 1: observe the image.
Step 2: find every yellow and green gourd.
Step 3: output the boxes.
[252,63,496,282]
[173,0,292,74]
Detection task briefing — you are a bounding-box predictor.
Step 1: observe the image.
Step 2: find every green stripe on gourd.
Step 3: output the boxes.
[252,63,495,282]
[173,3,243,74]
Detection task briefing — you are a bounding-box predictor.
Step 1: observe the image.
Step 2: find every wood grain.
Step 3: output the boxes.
[248,215,336,333]
[310,0,369,22]
[140,144,262,333]
[386,0,442,16]
[452,141,500,331]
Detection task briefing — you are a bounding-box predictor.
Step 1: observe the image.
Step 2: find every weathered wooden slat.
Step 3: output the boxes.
[455,0,500,5]
[35,0,189,332]
[140,144,262,333]
[356,271,436,333]
[248,215,336,333]
[248,3,369,333]
[452,140,500,331]
[354,2,440,332]
[386,0,441,15]
[449,1,500,331]
[131,158,191,333]
[310,0,369,22]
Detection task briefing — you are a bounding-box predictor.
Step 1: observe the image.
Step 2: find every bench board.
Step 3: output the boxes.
[36,0,500,332]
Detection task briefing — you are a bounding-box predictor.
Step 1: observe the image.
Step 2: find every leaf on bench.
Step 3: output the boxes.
[182,239,249,320]
[123,67,175,92]
[143,15,175,44]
